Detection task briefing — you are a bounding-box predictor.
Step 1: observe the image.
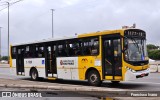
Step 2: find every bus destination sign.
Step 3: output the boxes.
[124,29,146,38]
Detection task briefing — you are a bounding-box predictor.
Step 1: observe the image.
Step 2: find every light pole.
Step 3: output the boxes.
[0,27,2,58]
[7,2,10,62]
[51,9,55,38]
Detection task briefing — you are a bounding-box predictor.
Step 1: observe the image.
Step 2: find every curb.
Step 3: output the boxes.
[0,83,130,91]
[149,65,158,72]
[0,83,141,97]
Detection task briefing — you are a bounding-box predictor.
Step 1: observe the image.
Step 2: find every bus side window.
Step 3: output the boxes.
[82,37,99,56]
[24,46,31,58]
[83,41,90,55]
[35,45,45,58]
[57,42,67,57]
[53,45,57,57]
[61,48,67,56]
[68,43,74,56]
[57,45,62,56]
[39,46,44,57]
[67,39,82,56]
[72,43,80,55]
[91,38,99,55]
[11,47,16,59]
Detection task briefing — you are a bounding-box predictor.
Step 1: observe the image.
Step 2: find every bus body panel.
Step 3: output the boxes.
[24,58,45,68]
[11,58,46,77]
[12,59,16,68]
[24,58,46,77]
[124,68,150,81]
[57,57,79,80]
[78,56,102,80]
[105,76,122,80]
[122,62,149,81]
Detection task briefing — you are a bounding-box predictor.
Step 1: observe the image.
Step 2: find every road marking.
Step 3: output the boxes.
[123,81,160,85]
[0,73,12,75]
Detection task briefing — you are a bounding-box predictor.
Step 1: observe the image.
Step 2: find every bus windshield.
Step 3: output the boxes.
[124,38,148,61]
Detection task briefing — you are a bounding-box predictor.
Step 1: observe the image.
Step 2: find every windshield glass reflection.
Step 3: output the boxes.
[124,38,148,61]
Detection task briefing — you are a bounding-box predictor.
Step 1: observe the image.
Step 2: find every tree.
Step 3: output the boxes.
[147,44,160,60]
[147,44,158,50]
[1,56,9,60]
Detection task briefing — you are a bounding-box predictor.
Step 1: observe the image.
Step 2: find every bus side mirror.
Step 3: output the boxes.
[124,40,128,48]
[123,41,128,52]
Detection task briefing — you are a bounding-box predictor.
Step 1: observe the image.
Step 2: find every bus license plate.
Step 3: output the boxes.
[141,73,145,77]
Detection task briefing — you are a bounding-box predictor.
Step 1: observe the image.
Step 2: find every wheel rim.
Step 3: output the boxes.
[32,71,37,80]
[90,74,97,83]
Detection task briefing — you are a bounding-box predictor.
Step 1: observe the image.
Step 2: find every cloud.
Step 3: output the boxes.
[0,0,160,55]
[24,0,46,7]
[62,0,80,6]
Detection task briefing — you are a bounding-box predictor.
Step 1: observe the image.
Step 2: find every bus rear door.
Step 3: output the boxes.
[45,43,57,77]
[16,46,24,75]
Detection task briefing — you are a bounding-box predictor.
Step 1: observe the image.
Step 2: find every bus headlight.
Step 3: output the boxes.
[131,69,136,73]
[125,66,136,73]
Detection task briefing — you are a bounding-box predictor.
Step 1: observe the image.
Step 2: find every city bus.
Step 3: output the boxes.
[10,28,150,86]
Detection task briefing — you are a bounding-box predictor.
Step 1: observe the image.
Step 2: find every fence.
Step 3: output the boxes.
[149,61,160,72]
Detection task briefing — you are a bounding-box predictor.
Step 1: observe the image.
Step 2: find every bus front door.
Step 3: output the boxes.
[16,47,24,75]
[102,36,122,80]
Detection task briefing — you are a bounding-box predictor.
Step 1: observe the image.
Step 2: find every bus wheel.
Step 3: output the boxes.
[87,70,101,86]
[31,69,38,81]
[111,81,120,84]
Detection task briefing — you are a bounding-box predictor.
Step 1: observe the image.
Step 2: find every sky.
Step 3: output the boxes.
[0,0,160,56]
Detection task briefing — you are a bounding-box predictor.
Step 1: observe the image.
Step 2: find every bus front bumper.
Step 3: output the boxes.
[124,68,150,81]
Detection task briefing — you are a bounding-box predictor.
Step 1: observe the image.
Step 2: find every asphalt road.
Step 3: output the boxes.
[0,64,160,91]
[0,87,159,100]
[0,64,160,99]
[0,87,101,100]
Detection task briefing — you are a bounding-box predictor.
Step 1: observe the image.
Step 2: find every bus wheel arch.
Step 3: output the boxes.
[30,67,39,81]
[85,68,102,86]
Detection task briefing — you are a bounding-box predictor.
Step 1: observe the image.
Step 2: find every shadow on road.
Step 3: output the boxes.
[102,82,146,89]
[21,78,147,90]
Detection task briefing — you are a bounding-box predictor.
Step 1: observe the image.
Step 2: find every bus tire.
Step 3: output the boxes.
[87,70,101,86]
[31,69,39,81]
[111,81,120,84]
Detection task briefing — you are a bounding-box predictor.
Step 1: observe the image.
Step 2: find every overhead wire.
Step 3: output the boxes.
[0,0,12,4]
[0,0,24,12]
[0,0,100,25]
[11,0,24,5]
[0,3,7,6]
[0,6,7,11]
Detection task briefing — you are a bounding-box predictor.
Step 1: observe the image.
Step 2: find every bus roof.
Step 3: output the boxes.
[12,36,78,46]
[11,28,142,46]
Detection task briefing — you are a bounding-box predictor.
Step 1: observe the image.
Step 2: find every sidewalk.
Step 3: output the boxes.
[0,78,128,91]
[0,78,159,99]
[0,64,10,68]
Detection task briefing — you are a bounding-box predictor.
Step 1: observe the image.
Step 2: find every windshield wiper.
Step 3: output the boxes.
[124,36,141,53]
[131,38,141,53]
